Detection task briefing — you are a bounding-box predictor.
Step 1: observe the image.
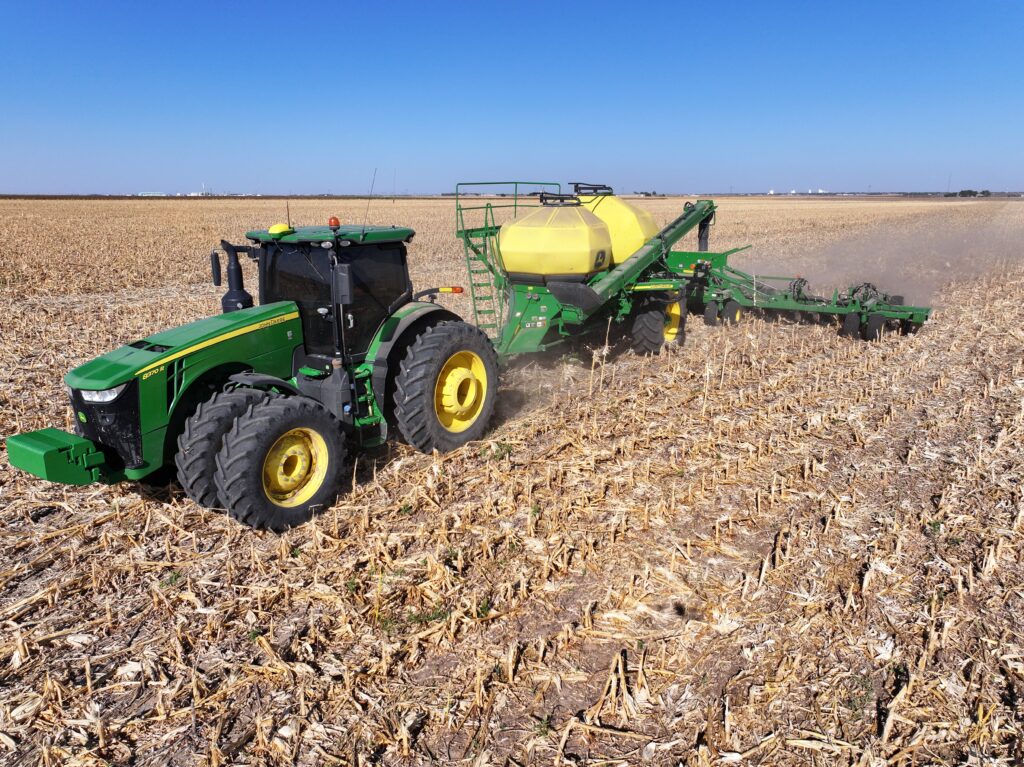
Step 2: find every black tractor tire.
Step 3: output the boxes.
[175,387,270,508]
[862,313,886,341]
[721,300,744,326]
[394,321,500,453]
[630,303,667,355]
[214,397,347,531]
[703,302,721,326]
[839,312,862,338]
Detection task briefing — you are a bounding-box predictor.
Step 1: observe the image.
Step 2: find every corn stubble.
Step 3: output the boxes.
[1,197,1023,765]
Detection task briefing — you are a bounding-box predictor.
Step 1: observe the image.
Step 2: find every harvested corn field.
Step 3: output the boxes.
[2,196,1024,765]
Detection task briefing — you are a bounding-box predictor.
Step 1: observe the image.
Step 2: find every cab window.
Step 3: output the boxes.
[261,244,335,355]
[339,243,412,355]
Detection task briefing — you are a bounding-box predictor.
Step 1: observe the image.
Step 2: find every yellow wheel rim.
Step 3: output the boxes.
[261,427,329,508]
[664,302,683,342]
[734,308,743,323]
[434,351,488,433]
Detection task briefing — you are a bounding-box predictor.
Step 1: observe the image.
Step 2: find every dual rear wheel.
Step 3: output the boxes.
[174,320,498,530]
[176,391,347,531]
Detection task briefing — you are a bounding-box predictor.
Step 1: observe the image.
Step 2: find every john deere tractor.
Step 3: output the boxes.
[6,219,498,530]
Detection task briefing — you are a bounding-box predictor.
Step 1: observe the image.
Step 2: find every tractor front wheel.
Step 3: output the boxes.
[214,397,347,530]
[394,321,499,453]
[175,387,270,508]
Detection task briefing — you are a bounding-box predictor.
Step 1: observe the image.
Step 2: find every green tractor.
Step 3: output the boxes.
[7,219,499,530]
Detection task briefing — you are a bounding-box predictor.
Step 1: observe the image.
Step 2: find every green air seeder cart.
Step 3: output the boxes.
[6,185,929,530]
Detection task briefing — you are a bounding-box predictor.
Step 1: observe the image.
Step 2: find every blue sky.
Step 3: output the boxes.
[0,1,1019,194]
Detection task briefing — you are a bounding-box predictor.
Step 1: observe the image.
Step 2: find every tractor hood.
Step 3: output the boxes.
[65,302,300,391]
[65,344,165,391]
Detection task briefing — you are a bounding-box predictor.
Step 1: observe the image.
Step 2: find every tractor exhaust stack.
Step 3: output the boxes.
[219,240,253,313]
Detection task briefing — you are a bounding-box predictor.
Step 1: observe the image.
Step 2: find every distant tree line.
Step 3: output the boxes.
[945,189,992,197]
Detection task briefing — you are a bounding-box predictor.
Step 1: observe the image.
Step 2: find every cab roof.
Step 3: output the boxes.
[246,224,415,245]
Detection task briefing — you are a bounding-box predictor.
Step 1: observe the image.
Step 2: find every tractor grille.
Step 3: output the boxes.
[71,380,144,470]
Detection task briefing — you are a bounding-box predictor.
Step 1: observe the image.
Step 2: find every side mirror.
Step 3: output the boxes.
[333,264,353,305]
[210,251,222,286]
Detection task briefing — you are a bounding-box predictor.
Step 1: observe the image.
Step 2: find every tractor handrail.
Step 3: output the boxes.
[455,181,561,233]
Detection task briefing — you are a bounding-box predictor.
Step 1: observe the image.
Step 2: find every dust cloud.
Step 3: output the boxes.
[732,201,1023,307]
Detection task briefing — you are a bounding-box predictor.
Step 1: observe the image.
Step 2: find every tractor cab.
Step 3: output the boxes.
[215,221,416,362]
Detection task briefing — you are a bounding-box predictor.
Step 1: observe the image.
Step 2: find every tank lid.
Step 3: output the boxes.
[571,182,614,196]
[539,192,582,207]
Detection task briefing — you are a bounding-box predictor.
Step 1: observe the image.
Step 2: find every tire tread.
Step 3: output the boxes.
[394,321,499,453]
[214,397,346,530]
[174,388,268,508]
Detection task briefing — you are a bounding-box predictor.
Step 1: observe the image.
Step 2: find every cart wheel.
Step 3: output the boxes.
[862,313,886,341]
[630,302,668,355]
[839,313,861,338]
[663,298,687,346]
[721,300,744,325]
[703,302,720,326]
[764,309,794,323]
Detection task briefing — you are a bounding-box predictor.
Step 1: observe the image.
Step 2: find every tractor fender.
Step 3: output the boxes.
[368,302,462,413]
[228,372,301,396]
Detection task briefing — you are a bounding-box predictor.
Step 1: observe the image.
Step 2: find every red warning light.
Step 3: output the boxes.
[328,216,340,228]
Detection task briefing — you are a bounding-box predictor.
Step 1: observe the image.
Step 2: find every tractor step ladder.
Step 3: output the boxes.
[455,182,561,340]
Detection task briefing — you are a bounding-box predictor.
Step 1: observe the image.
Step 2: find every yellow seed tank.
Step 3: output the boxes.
[577,191,658,265]
[497,204,612,281]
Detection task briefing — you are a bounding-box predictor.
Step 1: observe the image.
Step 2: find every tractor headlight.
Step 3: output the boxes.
[80,383,128,403]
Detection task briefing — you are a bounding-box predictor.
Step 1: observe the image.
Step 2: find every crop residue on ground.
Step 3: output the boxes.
[1,197,1022,765]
